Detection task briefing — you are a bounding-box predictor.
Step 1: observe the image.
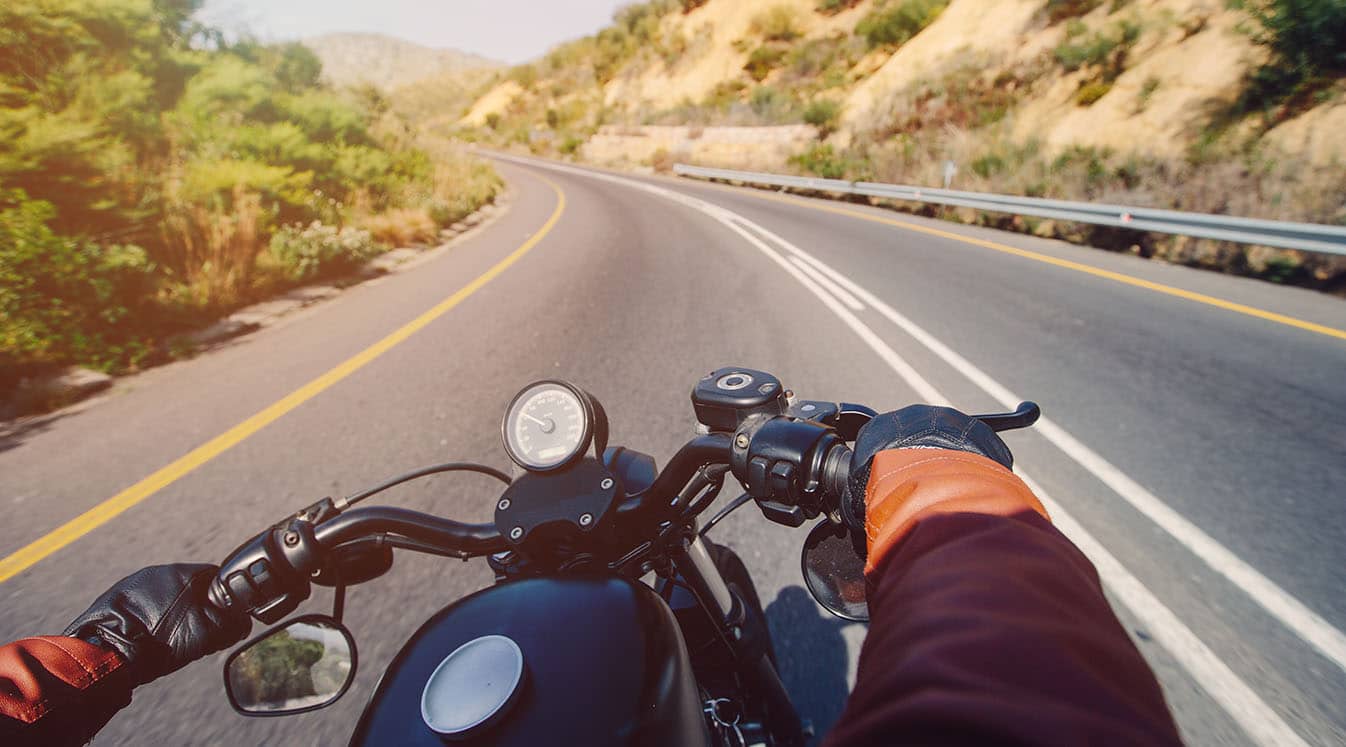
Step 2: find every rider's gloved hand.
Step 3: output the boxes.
[63,564,251,688]
[841,405,1046,573]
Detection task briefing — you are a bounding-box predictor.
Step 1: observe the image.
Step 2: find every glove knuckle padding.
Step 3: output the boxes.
[844,405,1014,534]
[64,564,249,687]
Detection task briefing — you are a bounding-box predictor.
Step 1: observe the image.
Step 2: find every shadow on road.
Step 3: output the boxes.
[0,410,71,454]
[766,585,860,743]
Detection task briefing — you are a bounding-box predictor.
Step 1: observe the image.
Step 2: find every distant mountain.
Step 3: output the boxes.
[301,32,499,90]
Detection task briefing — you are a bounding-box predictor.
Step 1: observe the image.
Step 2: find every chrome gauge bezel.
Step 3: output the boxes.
[501,380,595,473]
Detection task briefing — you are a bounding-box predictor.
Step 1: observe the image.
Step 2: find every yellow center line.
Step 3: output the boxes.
[0,176,567,585]
[686,178,1346,342]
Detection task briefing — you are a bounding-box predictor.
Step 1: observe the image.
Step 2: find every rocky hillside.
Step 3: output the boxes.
[301,32,499,90]
[440,0,1345,289]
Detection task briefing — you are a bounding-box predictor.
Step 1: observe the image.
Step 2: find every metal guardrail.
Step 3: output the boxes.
[673,163,1346,256]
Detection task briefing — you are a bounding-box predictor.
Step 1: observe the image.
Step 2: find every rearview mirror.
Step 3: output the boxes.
[224,615,356,716]
[801,520,869,622]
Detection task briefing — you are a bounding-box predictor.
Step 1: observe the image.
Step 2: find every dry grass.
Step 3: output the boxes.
[158,185,264,309]
[358,208,438,248]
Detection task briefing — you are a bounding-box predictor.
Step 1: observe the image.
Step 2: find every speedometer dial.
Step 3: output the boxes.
[503,382,592,471]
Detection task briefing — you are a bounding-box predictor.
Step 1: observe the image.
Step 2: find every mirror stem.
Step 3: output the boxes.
[332,580,346,624]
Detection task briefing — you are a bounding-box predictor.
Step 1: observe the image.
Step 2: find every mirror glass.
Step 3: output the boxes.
[801,520,870,622]
[226,616,355,715]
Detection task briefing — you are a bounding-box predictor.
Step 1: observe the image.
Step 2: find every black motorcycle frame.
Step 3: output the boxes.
[206,367,1040,747]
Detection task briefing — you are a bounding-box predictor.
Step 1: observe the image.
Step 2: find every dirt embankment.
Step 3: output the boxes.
[445,0,1345,291]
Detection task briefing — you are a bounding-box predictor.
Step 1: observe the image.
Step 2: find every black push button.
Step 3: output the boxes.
[747,456,770,495]
[769,461,796,500]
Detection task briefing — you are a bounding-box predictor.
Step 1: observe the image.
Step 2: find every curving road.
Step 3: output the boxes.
[1,156,1344,745]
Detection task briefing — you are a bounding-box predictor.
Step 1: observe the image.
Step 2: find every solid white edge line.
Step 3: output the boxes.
[1021,474,1311,747]
[778,234,1346,679]
[492,154,1314,746]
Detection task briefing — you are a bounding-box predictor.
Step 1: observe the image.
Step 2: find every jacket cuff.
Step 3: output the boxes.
[863,449,1050,574]
[0,635,132,746]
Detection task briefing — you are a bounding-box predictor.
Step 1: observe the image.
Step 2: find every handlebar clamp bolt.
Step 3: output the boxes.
[497,498,511,511]
[282,531,300,547]
[509,526,523,541]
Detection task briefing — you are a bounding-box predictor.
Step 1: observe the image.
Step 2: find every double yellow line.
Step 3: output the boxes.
[0,176,567,585]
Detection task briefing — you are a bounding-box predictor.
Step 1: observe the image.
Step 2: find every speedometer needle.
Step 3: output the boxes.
[524,413,556,433]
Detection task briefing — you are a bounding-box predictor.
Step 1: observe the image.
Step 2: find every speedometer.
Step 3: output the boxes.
[502,381,599,472]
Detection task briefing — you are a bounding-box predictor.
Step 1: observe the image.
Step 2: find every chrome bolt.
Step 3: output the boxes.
[579,513,594,527]
[600,478,614,490]
[759,382,775,394]
[509,526,523,540]
[497,498,510,511]
[735,433,750,449]
[283,531,300,546]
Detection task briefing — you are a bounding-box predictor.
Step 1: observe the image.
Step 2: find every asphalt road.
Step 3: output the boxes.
[2,156,1344,746]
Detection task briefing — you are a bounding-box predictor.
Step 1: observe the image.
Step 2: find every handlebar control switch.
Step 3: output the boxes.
[732,416,847,528]
[211,522,319,624]
[692,367,787,432]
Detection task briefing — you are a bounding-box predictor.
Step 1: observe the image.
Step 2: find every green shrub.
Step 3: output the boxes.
[1245,0,1346,76]
[752,5,803,42]
[971,154,1007,177]
[0,0,497,376]
[790,144,850,179]
[559,135,585,155]
[745,46,788,81]
[788,36,851,78]
[817,0,864,15]
[749,85,799,121]
[803,99,842,134]
[1075,80,1113,105]
[1054,20,1140,73]
[1044,0,1106,23]
[269,222,381,281]
[0,191,157,372]
[1229,0,1346,118]
[1136,76,1161,109]
[856,0,950,49]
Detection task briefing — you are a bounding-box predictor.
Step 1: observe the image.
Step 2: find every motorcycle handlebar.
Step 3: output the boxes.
[210,506,506,622]
[313,506,505,555]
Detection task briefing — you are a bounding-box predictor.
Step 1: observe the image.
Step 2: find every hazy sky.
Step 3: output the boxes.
[199,0,632,64]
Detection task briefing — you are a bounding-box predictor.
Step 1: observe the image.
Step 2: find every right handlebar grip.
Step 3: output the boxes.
[821,443,853,513]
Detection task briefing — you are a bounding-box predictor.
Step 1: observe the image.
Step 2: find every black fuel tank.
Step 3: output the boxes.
[350,576,709,746]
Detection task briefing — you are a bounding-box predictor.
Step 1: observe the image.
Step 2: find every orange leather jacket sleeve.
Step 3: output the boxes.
[826,448,1183,746]
[0,636,132,746]
[862,448,1049,573]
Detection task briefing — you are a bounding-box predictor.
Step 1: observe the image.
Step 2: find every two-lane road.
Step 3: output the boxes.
[1,156,1342,745]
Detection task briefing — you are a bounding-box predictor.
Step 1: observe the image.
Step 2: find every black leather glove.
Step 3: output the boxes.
[841,405,1014,535]
[64,564,251,688]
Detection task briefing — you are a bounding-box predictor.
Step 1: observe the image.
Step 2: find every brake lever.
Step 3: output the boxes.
[973,401,1041,433]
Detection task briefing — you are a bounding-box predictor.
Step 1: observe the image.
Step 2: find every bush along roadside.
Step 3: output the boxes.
[1,186,510,420]
[0,0,503,408]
